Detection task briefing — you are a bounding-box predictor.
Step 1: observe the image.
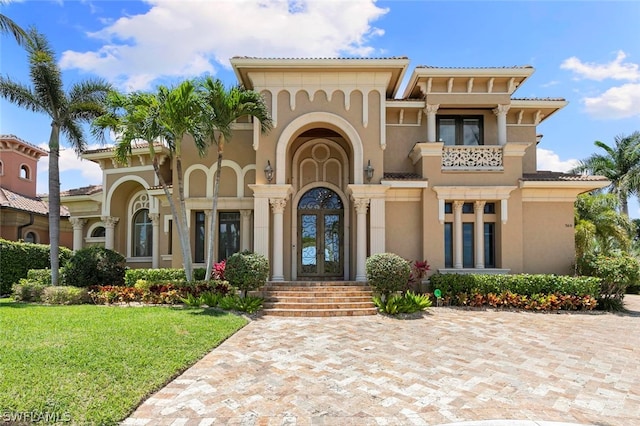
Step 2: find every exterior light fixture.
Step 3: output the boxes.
[264,160,274,183]
[364,160,374,183]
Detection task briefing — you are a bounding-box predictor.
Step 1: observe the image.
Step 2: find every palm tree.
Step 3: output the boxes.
[0,28,110,285]
[93,82,206,282]
[571,132,640,216]
[574,193,633,261]
[0,13,29,45]
[199,77,272,280]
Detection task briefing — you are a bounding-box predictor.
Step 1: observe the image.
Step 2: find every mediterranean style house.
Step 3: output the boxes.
[60,57,608,281]
[0,134,72,246]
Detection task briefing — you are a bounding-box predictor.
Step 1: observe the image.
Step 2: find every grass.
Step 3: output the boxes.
[0,298,248,425]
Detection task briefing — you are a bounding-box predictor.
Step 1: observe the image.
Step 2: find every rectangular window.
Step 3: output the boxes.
[462,202,474,214]
[484,223,496,268]
[484,202,496,214]
[218,212,241,262]
[444,202,452,214]
[444,222,453,268]
[194,211,205,263]
[437,116,484,146]
[463,222,474,268]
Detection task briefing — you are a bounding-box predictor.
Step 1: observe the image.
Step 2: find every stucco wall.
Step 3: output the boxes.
[385,201,422,261]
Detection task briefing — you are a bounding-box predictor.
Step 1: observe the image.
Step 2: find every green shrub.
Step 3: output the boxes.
[26,269,52,286]
[366,253,411,300]
[199,291,223,308]
[225,251,269,297]
[12,280,48,302]
[41,286,90,305]
[0,239,72,295]
[373,291,432,315]
[181,293,203,308]
[62,246,126,287]
[578,253,640,311]
[124,268,206,286]
[429,273,601,300]
[218,294,263,313]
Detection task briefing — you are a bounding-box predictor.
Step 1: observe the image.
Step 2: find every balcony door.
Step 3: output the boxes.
[297,187,344,279]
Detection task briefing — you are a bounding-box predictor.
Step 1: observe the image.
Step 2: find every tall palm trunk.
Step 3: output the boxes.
[205,135,224,280]
[48,124,61,286]
[175,155,193,281]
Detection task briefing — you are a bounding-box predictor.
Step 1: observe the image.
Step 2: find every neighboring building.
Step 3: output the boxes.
[0,134,73,247]
[60,57,608,280]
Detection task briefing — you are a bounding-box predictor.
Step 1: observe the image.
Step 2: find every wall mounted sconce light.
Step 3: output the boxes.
[264,160,274,183]
[364,160,374,183]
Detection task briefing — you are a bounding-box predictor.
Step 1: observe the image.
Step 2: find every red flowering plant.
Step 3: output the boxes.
[212,259,226,280]
[406,260,430,293]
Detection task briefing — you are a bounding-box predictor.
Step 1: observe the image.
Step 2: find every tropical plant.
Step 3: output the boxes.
[0,13,29,45]
[93,82,207,281]
[571,132,640,216]
[574,193,633,260]
[62,246,126,287]
[0,28,110,285]
[198,77,273,280]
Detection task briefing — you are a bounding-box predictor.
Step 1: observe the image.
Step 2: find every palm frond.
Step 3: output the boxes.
[0,76,43,112]
[0,13,29,46]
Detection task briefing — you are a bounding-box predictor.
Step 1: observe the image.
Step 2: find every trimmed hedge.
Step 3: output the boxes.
[62,246,126,287]
[124,268,206,286]
[225,251,269,297]
[429,273,601,300]
[0,239,72,295]
[366,253,411,298]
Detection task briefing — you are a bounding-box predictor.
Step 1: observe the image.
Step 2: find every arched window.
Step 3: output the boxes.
[132,209,152,257]
[24,231,37,243]
[0,160,4,176]
[91,226,106,238]
[20,164,30,179]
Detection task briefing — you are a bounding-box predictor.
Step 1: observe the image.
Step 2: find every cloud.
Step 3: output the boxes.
[561,50,640,82]
[59,0,388,91]
[537,148,579,173]
[561,51,640,119]
[583,83,640,119]
[36,143,103,193]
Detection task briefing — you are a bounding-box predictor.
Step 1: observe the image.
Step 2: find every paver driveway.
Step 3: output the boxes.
[124,297,640,426]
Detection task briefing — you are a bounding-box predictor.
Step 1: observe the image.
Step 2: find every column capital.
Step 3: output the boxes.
[452,200,464,211]
[474,200,486,210]
[69,217,87,230]
[240,209,252,218]
[493,104,510,116]
[149,213,160,224]
[424,103,440,114]
[352,198,370,214]
[101,216,119,228]
[269,197,288,214]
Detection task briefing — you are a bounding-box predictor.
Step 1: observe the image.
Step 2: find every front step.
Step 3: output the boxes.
[261,281,377,317]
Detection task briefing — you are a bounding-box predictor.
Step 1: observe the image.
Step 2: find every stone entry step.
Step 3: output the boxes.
[261,281,377,317]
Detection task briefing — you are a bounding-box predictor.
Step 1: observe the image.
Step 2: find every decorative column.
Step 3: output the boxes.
[269,198,288,282]
[149,213,160,268]
[493,104,510,146]
[240,210,252,252]
[474,201,486,269]
[453,201,463,269]
[353,198,370,281]
[69,217,87,252]
[425,104,440,142]
[101,216,119,250]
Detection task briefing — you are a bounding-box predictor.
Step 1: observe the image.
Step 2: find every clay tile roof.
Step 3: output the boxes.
[232,56,409,60]
[0,187,69,216]
[383,172,424,180]
[521,171,609,182]
[60,185,103,197]
[512,97,566,102]
[416,65,533,69]
[83,141,165,154]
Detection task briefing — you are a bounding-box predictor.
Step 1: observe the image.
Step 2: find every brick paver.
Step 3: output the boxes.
[124,296,640,425]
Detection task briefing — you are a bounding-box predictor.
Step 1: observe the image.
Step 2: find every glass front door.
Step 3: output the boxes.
[298,188,343,278]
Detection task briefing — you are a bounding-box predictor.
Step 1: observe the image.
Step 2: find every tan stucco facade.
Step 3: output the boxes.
[60,58,608,279]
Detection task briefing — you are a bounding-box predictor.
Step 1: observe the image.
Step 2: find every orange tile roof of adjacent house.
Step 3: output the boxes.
[521,171,609,182]
[59,185,103,197]
[0,187,69,216]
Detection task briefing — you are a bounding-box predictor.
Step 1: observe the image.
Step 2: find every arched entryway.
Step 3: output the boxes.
[297,187,344,279]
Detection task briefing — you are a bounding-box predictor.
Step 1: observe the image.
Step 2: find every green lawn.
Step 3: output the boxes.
[0,298,248,425]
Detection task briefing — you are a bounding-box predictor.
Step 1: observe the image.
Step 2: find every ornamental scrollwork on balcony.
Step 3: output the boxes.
[442,146,503,170]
